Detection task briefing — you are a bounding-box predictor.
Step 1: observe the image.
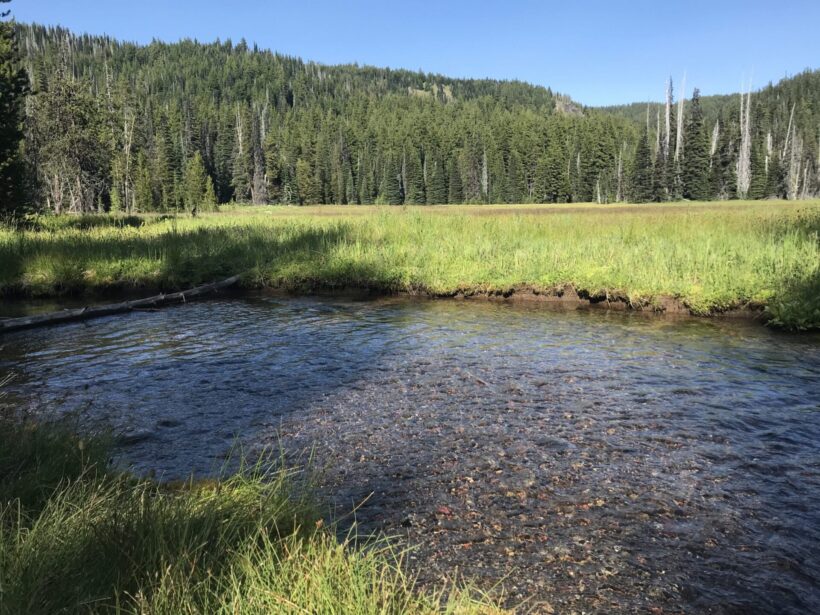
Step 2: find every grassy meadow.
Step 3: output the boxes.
[1,200,819,328]
[0,415,503,614]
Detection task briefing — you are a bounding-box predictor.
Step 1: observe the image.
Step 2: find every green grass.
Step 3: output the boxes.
[1,200,819,328]
[0,415,504,614]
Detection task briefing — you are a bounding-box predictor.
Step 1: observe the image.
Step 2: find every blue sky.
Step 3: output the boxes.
[10,0,820,106]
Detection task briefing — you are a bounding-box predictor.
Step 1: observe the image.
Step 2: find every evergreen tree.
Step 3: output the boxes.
[536,138,571,203]
[183,152,208,213]
[629,128,654,203]
[294,158,319,205]
[748,138,767,199]
[447,159,463,204]
[766,154,785,199]
[379,156,402,205]
[154,125,178,211]
[0,7,28,214]
[709,116,736,200]
[28,62,107,213]
[425,152,447,204]
[682,89,710,200]
[402,146,425,204]
[133,152,154,212]
[203,175,218,211]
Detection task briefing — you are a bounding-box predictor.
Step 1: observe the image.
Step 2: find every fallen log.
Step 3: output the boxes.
[0,275,242,335]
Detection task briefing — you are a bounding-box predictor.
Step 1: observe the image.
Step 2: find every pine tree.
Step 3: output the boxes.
[682,89,710,200]
[447,159,463,204]
[766,154,785,199]
[535,139,571,203]
[709,115,736,200]
[0,9,28,214]
[28,61,107,213]
[154,126,178,211]
[402,146,425,204]
[425,152,447,204]
[294,158,319,205]
[203,175,218,211]
[629,128,654,203]
[264,131,283,203]
[748,138,767,199]
[183,151,208,213]
[379,156,402,205]
[133,152,154,212]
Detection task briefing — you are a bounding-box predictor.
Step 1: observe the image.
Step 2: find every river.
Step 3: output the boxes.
[1,294,819,613]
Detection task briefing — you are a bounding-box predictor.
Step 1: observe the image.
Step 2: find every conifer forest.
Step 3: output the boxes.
[6,23,820,215]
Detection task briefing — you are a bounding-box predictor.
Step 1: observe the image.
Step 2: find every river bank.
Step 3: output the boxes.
[1,201,818,329]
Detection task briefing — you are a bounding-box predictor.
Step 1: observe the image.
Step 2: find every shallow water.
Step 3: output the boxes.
[1,295,819,613]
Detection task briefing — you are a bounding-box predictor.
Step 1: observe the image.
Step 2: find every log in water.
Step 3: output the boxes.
[0,276,241,334]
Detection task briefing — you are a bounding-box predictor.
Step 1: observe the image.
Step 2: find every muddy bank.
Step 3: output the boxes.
[0,278,771,329]
[262,282,768,324]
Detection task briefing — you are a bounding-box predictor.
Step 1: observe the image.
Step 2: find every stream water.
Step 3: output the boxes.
[1,295,819,613]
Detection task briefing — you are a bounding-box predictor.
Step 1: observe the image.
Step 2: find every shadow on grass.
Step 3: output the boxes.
[767,269,820,330]
[0,417,316,614]
[764,209,820,330]
[1,220,402,297]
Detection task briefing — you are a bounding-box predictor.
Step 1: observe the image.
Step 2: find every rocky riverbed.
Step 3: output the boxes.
[2,295,818,613]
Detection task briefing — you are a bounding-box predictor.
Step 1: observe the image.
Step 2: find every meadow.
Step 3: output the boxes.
[1,200,818,329]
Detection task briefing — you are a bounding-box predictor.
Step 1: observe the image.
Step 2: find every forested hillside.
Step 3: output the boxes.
[12,24,820,212]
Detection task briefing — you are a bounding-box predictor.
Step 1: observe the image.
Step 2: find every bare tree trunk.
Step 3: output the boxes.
[664,78,672,160]
[655,110,661,155]
[480,148,488,198]
[709,120,720,168]
[123,109,134,213]
[800,165,810,200]
[786,134,802,200]
[674,74,686,163]
[782,103,795,159]
[736,88,752,199]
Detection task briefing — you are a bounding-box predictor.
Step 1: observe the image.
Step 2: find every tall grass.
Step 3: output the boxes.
[0,417,503,614]
[1,201,818,328]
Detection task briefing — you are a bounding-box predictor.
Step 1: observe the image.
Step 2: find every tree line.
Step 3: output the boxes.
[1,21,818,215]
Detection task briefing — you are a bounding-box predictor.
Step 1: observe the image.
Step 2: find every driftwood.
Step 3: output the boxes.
[0,275,241,335]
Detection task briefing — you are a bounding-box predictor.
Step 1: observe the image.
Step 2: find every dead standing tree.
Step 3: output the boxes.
[736,85,752,199]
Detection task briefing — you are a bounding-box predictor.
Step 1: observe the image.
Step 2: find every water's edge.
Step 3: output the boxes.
[0,283,768,327]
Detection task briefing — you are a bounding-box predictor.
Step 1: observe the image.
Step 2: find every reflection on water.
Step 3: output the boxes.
[1,295,819,613]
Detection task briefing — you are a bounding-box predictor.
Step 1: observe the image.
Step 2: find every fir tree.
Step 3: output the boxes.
[748,138,767,200]
[447,159,463,204]
[629,128,654,203]
[0,8,28,214]
[379,156,402,205]
[203,175,218,211]
[183,152,208,213]
[133,152,154,212]
[294,158,319,205]
[402,147,425,204]
[425,152,447,204]
[681,89,710,200]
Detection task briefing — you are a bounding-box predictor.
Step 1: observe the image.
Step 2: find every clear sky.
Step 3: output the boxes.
[9,0,820,106]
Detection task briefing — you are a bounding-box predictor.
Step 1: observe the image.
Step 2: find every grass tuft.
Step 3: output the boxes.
[0,416,503,614]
